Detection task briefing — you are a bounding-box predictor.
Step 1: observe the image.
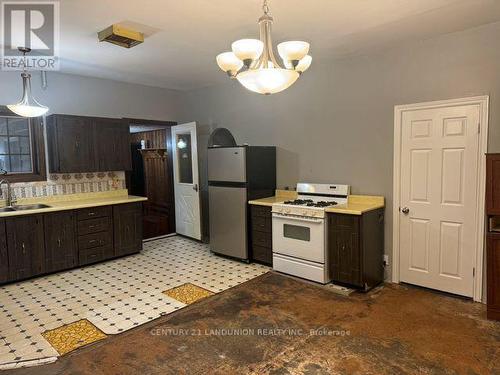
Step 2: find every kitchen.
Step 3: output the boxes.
[0,1,499,374]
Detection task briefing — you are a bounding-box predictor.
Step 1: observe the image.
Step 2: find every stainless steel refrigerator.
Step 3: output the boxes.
[208,146,276,261]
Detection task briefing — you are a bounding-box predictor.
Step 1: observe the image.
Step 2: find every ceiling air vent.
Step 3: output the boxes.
[98,24,144,48]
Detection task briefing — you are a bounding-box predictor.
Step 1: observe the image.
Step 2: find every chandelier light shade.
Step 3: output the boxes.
[7,47,49,118]
[216,52,244,76]
[216,0,311,95]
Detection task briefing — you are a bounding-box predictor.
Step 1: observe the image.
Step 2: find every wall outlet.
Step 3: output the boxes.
[383,255,389,267]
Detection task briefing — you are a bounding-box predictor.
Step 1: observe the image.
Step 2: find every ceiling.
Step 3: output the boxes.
[51,0,500,90]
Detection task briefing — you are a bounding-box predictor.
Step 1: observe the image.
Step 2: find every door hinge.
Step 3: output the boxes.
[473,267,475,277]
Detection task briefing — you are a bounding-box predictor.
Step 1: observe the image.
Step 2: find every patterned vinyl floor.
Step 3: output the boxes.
[0,236,269,370]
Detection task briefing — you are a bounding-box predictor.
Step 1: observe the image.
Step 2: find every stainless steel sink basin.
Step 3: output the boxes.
[0,204,51,212]
[12,204,51,211]
[0,207,16,212]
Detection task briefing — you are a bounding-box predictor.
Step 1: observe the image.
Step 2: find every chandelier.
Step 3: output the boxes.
[216,0,311,95]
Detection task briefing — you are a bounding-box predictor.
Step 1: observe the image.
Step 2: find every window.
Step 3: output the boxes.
[0,107,46,182]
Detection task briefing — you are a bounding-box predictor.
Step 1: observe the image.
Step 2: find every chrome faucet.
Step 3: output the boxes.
[0,180,16,207]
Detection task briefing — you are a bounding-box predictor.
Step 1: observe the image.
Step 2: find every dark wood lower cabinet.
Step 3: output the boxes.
[328,209,384,290]
[0,202,144,285]
[6,215,45,281]
[113,203,143,256]
[487,233,500,320]
[0,219,8,283]
[249,205,272,265]
[44,211,77,273]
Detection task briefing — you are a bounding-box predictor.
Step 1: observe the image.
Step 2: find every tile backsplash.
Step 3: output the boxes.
[5,171,126,200]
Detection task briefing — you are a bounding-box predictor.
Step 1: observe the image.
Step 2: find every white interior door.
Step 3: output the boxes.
[171,122,201,240]
[399,104,480,297]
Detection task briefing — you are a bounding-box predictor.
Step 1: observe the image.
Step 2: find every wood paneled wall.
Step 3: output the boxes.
[129,128,175,238]
[130,129,167,149]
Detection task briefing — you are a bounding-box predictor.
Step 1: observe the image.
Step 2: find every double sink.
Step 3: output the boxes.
[0,204,51,213]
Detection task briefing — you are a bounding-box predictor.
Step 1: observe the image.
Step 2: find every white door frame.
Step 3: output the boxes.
[392,96,489,302]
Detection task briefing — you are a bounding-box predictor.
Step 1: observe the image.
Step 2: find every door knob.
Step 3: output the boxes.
[401,207,410,214]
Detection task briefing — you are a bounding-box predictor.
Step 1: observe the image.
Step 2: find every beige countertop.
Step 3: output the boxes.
[0,189,147,218]
[325,195,384,215]
[248,190,297,206]
[249,193,384,215]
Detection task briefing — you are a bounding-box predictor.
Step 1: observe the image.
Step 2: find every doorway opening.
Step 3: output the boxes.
[126,119,177,239]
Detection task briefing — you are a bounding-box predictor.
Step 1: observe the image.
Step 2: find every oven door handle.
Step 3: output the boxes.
[272,213,323,224]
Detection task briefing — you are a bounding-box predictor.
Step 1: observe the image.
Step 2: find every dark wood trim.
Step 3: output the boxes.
[0,107,46,183]
[123,118,177,127]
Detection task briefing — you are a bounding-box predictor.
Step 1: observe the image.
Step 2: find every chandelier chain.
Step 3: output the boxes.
[262,0,270,15]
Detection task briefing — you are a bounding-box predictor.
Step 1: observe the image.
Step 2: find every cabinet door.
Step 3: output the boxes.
[95,118,132,171]
[113,203,143,256]
[486,154,500,214]
[7,215,45,281]
[56,115,95,172]
[487,234,500,320]
[0,219,8,283]
[44,211,77,273]
[328,214,361,287]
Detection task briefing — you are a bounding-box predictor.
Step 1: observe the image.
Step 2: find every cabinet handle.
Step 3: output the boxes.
[88,212,95,216]
[89,239,97,244]
[57,238,61,247]
[21,242,26,254]
[89,225,95,229]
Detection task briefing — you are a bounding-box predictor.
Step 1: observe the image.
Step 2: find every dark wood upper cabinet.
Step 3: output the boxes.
[95,118,132,171]
[6,215,45,281]
[113,203,143,257]
[487,153,500,215]
[0,219,8,283]
[46,114,132,173]
[44,211,77,273]
[46,115,95,173]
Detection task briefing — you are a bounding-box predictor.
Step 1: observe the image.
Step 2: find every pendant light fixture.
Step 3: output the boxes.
[7,47,49,118]
[216,0,311,95]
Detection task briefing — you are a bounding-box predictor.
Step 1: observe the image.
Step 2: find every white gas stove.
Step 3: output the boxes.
[272,183,350,283]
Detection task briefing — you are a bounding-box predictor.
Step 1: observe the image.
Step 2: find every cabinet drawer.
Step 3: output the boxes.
[77,217,111,235]
[79,246,113,266]
[251,205,272,218]
[253,230,272,247]
[252,245,272,265]
[252,216,272,233]
[78,232,112,250]
[77,206,112,221]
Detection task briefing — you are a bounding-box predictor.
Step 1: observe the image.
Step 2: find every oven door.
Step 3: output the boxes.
[272,213,325,263]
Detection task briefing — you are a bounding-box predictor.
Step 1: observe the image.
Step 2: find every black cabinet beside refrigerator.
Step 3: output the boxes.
[208,146,276,262]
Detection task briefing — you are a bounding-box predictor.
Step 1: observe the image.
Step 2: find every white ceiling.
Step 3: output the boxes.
[55,0,500,91]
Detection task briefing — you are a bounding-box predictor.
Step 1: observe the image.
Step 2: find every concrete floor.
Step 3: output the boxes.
[6,272,500,375]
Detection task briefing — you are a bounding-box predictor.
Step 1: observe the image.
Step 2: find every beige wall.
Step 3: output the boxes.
[178,22,500,278]
[0,71,181,120]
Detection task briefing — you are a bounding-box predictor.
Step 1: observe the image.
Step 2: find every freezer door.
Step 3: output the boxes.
[208,147,246,183]
[209,185,248,260]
